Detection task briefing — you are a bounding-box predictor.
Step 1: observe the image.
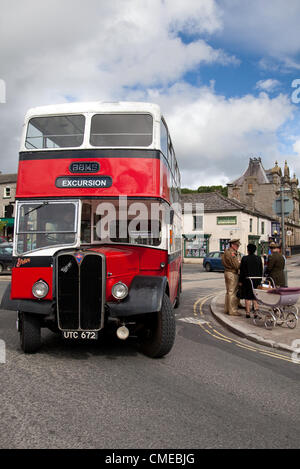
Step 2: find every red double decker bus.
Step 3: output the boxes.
[2,102,182,357]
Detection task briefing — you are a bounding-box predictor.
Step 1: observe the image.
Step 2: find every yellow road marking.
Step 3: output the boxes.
[192,295,298,365]
[235,343,260,352]
[259,351,295,363]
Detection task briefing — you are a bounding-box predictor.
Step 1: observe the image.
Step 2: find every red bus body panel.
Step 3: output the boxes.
[11,246,178,303]
[11,267,53,300]
[16,151,171,202]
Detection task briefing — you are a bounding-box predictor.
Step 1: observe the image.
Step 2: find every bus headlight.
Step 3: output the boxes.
[112,282,128,300]
[32,280,49,299]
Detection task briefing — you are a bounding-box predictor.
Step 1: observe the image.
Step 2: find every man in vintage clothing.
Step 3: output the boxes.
[266,242,286,287]
[222,239,242,316]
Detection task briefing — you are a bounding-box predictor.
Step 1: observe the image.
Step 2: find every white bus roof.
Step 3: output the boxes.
[24,101,162,121]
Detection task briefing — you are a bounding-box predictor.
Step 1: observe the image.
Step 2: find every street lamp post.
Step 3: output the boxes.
[280,186,286,256]
[273,184,294,287]
[279,185,289,287]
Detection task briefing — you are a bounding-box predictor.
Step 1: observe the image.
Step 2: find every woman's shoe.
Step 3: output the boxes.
[246,314,251,319]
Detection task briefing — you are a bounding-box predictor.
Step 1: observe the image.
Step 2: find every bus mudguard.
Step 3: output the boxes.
[107,275,168,317]
[1,283,53,315]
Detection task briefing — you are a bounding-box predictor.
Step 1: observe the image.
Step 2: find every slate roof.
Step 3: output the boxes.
[180,191,276,221]
[0,173,17,184]
[230,157,269,186]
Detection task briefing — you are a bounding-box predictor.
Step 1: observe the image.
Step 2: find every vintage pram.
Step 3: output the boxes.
[248,277,300,330]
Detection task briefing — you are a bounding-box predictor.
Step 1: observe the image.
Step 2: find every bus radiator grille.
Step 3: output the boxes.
[57,252,104,331]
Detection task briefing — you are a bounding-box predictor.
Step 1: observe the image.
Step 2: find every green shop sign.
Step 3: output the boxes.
[217,216,237,225]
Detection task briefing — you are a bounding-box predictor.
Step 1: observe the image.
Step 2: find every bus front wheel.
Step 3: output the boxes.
[19,312,41,353]
[140,293,176,358]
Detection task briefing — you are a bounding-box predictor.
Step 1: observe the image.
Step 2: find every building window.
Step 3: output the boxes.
[183,234,210,258]
[249,218,253,233]
[217,216,237,225]
[4,187,11,198]
[4,204,13,218]
[261,221,265,235]
[193,215,203,231]
[220,239,230,251]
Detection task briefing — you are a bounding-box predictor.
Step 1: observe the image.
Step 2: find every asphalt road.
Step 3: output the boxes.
[0,265,300,449]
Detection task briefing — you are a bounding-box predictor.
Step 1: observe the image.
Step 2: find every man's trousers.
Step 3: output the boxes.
[224,271,239,315]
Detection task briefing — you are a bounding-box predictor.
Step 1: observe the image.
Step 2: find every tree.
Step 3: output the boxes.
[197,185,228,197]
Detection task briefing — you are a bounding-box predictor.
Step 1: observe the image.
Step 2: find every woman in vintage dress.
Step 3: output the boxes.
[239,243,263,318]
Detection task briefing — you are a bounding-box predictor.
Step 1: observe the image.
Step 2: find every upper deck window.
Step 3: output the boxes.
[25,115,85,149]
[160,119,168,157]
[90,114,153,147]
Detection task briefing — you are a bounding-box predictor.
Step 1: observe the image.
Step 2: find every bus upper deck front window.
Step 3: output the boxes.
[25,115,85,149]
[90,114,153,147]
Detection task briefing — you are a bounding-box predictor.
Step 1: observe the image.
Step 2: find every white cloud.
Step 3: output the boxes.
[165,0,223,35]
[219,0,300,68]
[134,84,294,187]
[256,79,281,92]
[0,0,298,190]
[0,0,236,175]
[292,138,300,156]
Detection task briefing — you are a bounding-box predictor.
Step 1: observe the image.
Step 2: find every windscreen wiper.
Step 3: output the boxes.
[24,201,49,216]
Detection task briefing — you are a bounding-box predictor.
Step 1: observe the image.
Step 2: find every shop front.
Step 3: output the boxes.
[183,234,211,262]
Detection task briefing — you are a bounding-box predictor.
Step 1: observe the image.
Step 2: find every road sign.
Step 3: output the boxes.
[272,197,294,216]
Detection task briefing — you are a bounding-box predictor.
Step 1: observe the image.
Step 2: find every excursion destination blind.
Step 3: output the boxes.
[56,176,112,188]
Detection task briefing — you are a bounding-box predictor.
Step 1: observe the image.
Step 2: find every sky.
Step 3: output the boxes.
[1,0,300,188]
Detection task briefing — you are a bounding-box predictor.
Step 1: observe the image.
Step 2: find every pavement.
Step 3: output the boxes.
[210,293,300,353]
[210,254,300,353]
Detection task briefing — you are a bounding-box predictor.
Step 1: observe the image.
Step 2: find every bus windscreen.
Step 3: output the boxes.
[16,201,77,253]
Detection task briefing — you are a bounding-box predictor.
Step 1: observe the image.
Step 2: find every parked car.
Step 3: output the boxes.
[203,251,224,272]
[0,242,13,272]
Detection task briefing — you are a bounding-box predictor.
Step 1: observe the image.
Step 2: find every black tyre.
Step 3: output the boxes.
[140,293,176,358]
[19,312,41,353]
[205,263,212,272]
[0,263,4,273]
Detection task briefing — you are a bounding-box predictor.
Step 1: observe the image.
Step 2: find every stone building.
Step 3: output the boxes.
[227,158,300,247]
[0,173,17,239]
[181,191,275,262]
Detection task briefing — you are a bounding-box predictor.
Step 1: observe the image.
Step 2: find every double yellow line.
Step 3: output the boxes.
[193,295,298,364]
